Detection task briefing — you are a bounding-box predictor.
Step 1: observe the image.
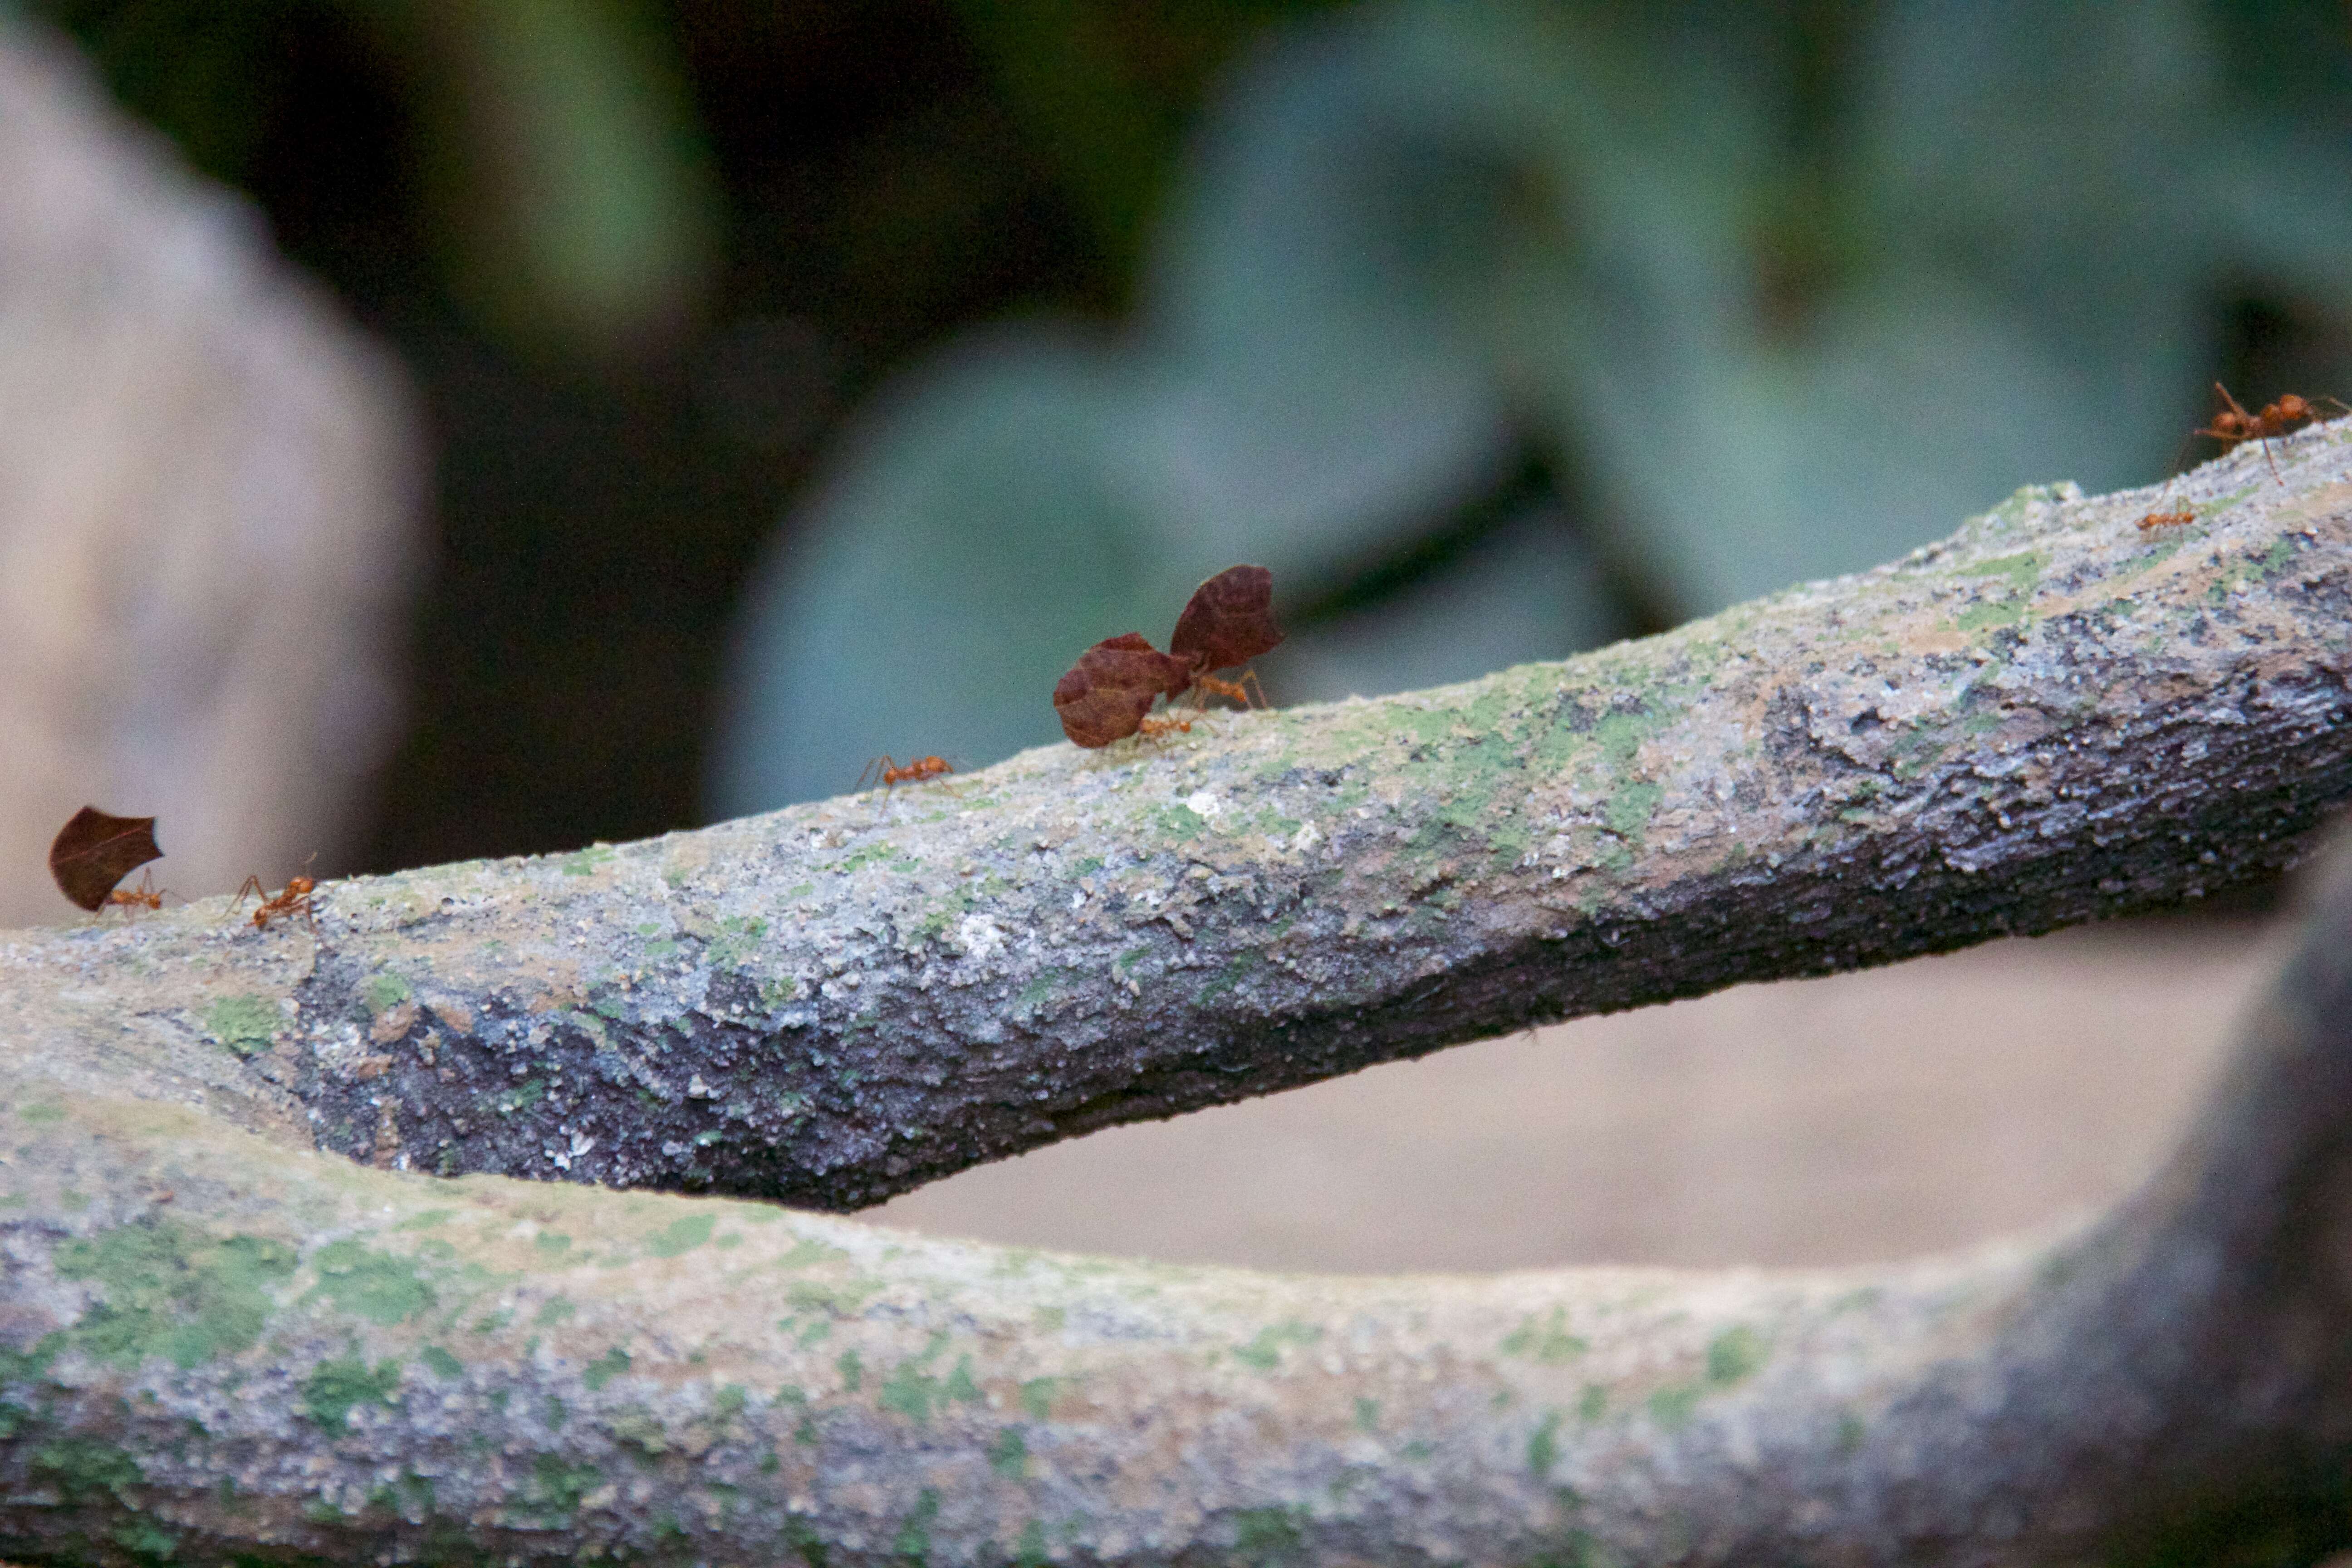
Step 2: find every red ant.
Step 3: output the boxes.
[1184,668,1269,710]
[2195,383,2347,481]
[858,755,956,791]
[2136,382,2345,524]
[2195,382,2263,447]
[100,869,167,918]
[1137,714,1211,741]
[233,856,317,932]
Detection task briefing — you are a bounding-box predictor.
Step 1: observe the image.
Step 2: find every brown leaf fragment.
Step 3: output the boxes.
[1053,632,1192,747]
[48,805,163,911]
[1168,563,1284,680]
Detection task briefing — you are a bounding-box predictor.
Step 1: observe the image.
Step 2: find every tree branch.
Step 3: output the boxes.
[4,836,2352,1565]
[9,428,2352,1563]
[9,426,2352,1210]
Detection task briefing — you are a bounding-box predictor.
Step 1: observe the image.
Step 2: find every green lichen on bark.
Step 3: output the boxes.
[0,1058,2064,1567]
[7,429,2352,1564]
[53,423,2341,1210]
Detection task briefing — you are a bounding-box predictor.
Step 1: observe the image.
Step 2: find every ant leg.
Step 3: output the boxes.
[2161,428,2197,479]
[231,875,265,913]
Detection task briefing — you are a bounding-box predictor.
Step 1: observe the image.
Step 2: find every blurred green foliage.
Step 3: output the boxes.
[712,0,2352,810]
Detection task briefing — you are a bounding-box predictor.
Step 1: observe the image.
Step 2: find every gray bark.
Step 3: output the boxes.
[5,428,2352,1565]
[20,423,2352,1210]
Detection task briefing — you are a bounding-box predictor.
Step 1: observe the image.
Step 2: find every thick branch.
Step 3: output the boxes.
[7,428,2352,1210]
[5,839,2352,1566]
[9,435,2352,1563]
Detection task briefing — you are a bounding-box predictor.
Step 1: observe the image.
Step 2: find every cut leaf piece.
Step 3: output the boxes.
[49,806,163,911]
[1168,564,1284,678]
[1053,633,1192,747]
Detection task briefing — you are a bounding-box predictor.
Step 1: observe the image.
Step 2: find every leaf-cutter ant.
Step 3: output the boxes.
[101,869,167,916]
[2195,382,2347,481]
[234,856,317,932]
[858,755,956,791]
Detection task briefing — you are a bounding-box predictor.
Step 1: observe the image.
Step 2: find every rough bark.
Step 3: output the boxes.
[10,425,2352,1210]
[6,430,2352,1565]
[0,819,2349,1567]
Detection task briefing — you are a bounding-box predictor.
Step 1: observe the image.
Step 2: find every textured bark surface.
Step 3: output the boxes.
[0,838,2348,1567]
[11,424,2351,1210]
[6,431,2352,1565]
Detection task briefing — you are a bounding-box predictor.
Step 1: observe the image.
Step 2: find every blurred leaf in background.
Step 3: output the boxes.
[711,0,2352,815]
[408,0,720,360]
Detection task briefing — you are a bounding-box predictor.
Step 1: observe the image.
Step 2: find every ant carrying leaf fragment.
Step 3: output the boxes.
[1054,633,1193,748]
[1168,564,1284,692]
[1137,714,1212,741]
[102,869,168,917]
[48,805,163,911]
[1052,566,1287,748]
[234,855,318,933]
[1186,669,1268,707]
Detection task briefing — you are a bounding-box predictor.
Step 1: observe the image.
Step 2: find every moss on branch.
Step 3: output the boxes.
[11,426,2352,1210]
[10,426,2352,1563]
[2,841,2351,1565]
